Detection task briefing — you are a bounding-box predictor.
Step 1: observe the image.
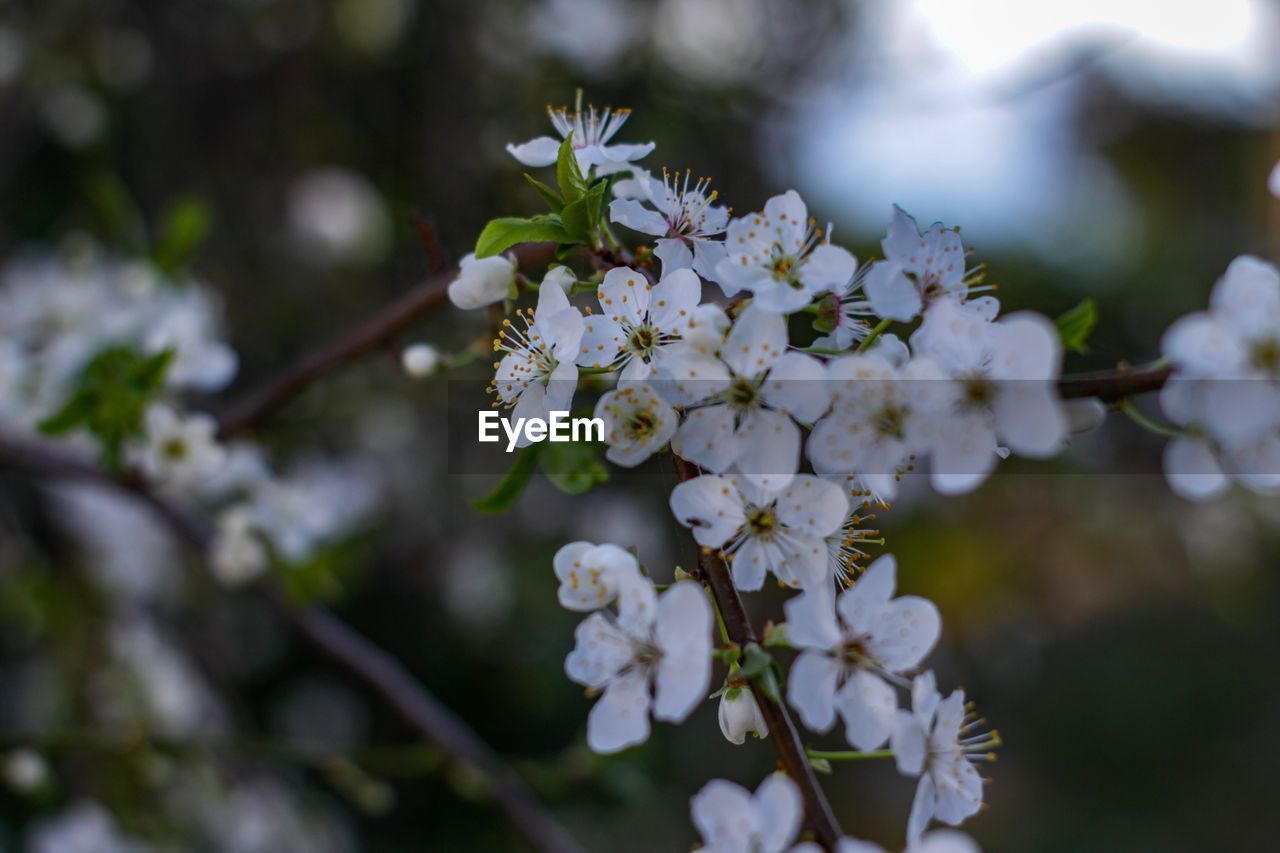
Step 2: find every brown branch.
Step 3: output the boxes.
[0,432,585,853]
[672,454,844,850]
[1056,363,1172,402]
[215,242,557,437]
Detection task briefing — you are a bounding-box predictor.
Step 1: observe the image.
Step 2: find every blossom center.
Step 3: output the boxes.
[744,505,778,540]
[1250,337,1280,374]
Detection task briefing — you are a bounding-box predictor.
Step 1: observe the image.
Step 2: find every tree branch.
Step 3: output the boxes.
[0,432,585,853]
[672,454,844,850]
[215,242,557,437]
[1056,363,1172,402]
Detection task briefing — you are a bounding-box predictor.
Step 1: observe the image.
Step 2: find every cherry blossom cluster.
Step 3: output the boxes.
[1158,255,1280,500]
[0,245,377,586]
[446,102,1043,849]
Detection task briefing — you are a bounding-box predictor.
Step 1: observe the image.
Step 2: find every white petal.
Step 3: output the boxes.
[653,582,713,722]
[669,474,746,548]
[837,554,896,636]
[931,759,983,827]
[598,266,649,327]
[753,772,803,853]
[870,596,941,672]
[994,382,1066,458]
[734,409,801,493]
[691,779,757,851]
[724,305,787,379]
[576,315,625,369]
[929,415,998,495]
[865,261,921,322]
[773,475,848,539]
[799,244,857,295]
[1164,437,1229,501]
[761,351,829,423]
[654,237,693,275]
[786,650,842,732]
[673,404,739,474]
[835,670,897,751]
[506,136,561,167]
[783,587,843,649]
[906,774,938,847]
[608,198,668,236]
[587,669,652,754]
[649,267,702,332]
[564,613,632,689]
[891,710,927,776]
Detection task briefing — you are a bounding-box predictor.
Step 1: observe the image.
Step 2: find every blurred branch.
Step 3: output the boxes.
[0,430,586,853]
[215,242,557,437]
[672,453,844,850]
[1056,363,1171,401]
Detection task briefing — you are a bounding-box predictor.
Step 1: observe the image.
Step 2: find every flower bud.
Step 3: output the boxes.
[401,343,441,378]
[718,686,768,745]
[447,252,516,310]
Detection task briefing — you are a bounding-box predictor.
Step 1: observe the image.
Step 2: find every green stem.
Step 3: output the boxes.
[1120,398,1186,439]
[704,585,731,645]
[856,318,893,353]
[806,749,895,761]
[577,365,616,376]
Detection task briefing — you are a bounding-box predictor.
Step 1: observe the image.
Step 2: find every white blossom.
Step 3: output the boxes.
[910,301,1066,494]
[564,579,712,753]
[715,190,856,311]
[1270,160,1280,198]
[669,473,847,591]
[209,506,269,587]
[865,207,993,323]
[892,673,995,845]
[594,383,678,466]
[608,168,730,284]
[663,304,828,491]
[507,104,654,173]
[138,404,225,491]
[447,252,517,310]
[812,264,877,353]
[142,284,238,392]
[690,773,803,853]
[575,264,700,380]
[4,748,49,793]
[718,681,768,744]
[401,342,442,377]
[490,267,583,439]
[552,540,644,611]
[785,555,939,750]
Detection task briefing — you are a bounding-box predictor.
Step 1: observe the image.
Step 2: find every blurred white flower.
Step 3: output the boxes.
[401,342,442,377]
[690,772,802,853]
[28,800,145,853]
[529,0,638,74]
[41,86,107,148]
[4,748,49,793]
[139,404,226,491]
[564,579,711,753]
[210,506,270,587]
[552,540,644,611]
[1271,160,1280,198]
[288,168,391,267]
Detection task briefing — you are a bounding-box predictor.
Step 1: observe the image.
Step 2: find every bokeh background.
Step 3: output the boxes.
[2,0,1280,850]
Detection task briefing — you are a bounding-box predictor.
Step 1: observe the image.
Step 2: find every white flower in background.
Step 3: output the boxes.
[785,555,939,750]
[4,748,49,793]
[209,506,269,587]
[247,460,381,565]
[594,383,678,466]
[576,265,700,379]
[564,579,712,753]
[490,267,583,438]
[143,285,238,392]
[507,103,654,172]
[866,207,993,323]
[715,190,856,311]
[793,830,980,853]
[690,772,802,853]
[288,167,391,267]
[718,680,768,744]
[552,540,644,611]
[447,252,517,310]
[138,404,225,491]
[27,800,143,853]
[1270,160,1280,198]
[663,305,828,491]
[608,168,730,283]
[892,672,995,845]
[401,342,442,377]
[669,473,847,591]
[910,301,1067,494]
[808,352,944,501]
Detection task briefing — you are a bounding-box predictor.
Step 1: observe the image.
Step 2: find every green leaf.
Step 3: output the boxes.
[539,439,608,495]
[472,445,540,514]
[555,134,588,202]
[523,174,564,213]
[474,215,570,258]
[1056,297,1098,355]
[153,196,213,275]
[560,181,607,244]
[38,346,174,470]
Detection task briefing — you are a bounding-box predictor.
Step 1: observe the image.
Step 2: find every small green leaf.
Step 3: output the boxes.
[472,445,540,514]
[153,196,213,274]
[474,215,570,258]
[809,757,833,774]
[555,134,588,202]
[1055,297,1098,355]
[523,173,565,213]
[561,181,607,243]
[539,439,608,495]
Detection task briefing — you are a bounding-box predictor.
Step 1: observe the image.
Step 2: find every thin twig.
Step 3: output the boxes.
[1056,364,1172,402]
[0,431,585,853]
[672,454,844,849]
